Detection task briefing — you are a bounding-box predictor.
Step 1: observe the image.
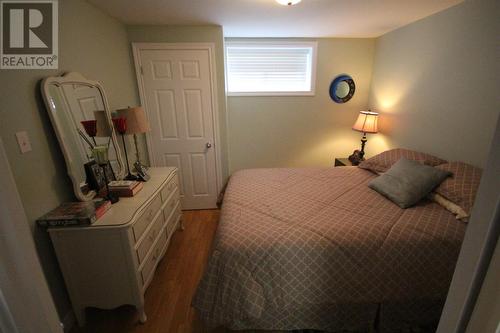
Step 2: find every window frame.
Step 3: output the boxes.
[225,41,318,97]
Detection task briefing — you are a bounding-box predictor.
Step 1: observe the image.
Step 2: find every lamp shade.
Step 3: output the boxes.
[115,107,150,134]
[93,110,112,137]
[352,111,378,134]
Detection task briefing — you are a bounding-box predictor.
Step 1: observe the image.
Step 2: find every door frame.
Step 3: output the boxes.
[436,115,500,333]
[132,42,223,196]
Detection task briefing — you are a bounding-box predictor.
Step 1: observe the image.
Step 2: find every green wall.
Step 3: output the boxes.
[368,0,500,167]
[226,38,377,172]
[0,0,139,319]
[126,25,229,181]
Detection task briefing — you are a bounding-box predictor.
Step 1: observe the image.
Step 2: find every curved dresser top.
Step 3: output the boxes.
[50,167,177,230]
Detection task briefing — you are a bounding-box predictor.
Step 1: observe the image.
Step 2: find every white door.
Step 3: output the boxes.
[134,44,220,209]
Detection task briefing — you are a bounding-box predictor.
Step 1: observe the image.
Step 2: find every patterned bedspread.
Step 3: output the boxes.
[193,167,466,331]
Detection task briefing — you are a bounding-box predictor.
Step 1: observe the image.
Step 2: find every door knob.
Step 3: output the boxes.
[206,142,212,148]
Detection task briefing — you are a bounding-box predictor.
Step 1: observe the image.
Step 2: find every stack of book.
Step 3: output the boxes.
[108,180,143,197]
[37,199,111,227]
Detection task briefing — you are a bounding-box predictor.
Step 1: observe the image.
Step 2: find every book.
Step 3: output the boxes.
[109,181,143,197]
[108,180,139,190]
[37,200,111,227]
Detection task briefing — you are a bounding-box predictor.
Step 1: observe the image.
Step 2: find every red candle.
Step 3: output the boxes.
[81,120,97,137]
[112,117,127,134]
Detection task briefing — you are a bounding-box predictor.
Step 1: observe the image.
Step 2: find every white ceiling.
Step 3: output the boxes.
[88,0,463,38]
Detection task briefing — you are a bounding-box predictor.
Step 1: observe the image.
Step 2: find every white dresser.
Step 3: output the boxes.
[48,167,182,327]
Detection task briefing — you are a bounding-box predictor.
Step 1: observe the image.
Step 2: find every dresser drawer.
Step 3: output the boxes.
[162,188,179,215]
[140,230,167,286]
[132,194,162,242]
[166,202,181,237]
[136,211,164,264]
[160,175,178,202]
[162,189,179,224]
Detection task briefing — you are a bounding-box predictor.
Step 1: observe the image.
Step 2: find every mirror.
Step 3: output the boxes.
[336,81,350,99]
[329,74,356,103]
[41,72,125,201]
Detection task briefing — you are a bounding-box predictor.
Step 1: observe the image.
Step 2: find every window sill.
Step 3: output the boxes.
[227,91,316,97]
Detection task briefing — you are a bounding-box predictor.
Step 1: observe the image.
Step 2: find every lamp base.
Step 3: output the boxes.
[124,173,138,181]
[360,133,367,159]
[348,150,365,166]
[348,133,369,166]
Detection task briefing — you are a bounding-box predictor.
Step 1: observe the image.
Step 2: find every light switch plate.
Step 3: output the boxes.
[15,131,32,154]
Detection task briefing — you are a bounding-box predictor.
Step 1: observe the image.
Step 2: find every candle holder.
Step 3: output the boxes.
[81,120,98,146]
[113,117,138,181]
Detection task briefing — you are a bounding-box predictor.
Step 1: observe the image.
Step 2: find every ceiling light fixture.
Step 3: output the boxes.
[275,0,301,6]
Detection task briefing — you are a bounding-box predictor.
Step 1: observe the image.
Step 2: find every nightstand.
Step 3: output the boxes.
[334,158,354,167]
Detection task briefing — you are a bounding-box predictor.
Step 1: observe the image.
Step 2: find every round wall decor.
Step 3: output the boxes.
[329,75,355,103]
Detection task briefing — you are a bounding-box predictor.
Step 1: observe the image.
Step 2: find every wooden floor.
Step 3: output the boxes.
[71,209,222,333]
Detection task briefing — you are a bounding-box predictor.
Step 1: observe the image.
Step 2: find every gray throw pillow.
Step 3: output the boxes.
[368,157,451,208]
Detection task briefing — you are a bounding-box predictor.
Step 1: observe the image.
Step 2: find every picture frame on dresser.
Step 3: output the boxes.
[84,160,116,193]
[48,167,182,327]
[84,161,106,192]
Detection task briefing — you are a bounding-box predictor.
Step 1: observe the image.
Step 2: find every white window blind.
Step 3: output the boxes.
[226,42,317,96]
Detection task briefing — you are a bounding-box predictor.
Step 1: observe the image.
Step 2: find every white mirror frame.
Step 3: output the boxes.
[41,72,125,201]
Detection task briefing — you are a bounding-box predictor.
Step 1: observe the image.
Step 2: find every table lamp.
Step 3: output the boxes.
[350,110,378,165]
[116,106,150,169]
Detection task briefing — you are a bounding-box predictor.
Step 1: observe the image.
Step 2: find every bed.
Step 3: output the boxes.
[193,164,468,332]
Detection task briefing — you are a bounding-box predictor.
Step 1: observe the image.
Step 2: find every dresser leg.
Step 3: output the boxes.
[179,217,185,231]
[138,307,147,323]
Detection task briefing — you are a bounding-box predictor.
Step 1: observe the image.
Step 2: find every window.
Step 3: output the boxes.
[225,41,317,96]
